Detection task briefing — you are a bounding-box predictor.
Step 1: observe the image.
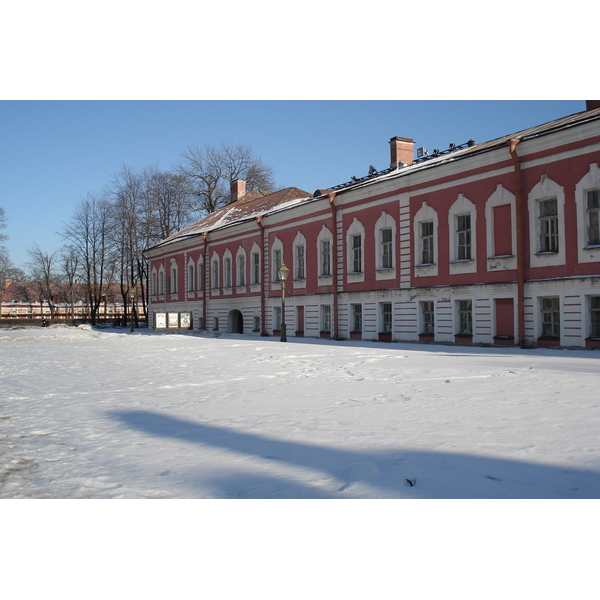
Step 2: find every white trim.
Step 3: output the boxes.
[576,163,600,264]
[528,175,566,268]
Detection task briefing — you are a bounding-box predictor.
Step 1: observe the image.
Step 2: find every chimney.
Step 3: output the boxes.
[231,179,247,203]
[389,136,415,168]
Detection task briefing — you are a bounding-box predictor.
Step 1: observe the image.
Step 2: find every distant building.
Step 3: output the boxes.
[144,104,600,349]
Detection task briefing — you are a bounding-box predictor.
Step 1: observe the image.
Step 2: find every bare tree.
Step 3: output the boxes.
[143,167,196,241]
[27,244,59,319]
[178,142,275,214]
[107,164,145,326]
[60,248,79,318]
[62,192,114,325]
[0,206,7,244]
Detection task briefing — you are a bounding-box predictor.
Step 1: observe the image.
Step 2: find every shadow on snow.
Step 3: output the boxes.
[108,409,600,499]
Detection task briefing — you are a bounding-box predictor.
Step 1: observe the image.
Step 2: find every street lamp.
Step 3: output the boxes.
[129,288,136,333]
[278,262,289,342]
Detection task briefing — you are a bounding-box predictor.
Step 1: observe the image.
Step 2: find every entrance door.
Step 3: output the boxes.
[296,306,304,335]
[494,298,514,344]
[227,309,243,333]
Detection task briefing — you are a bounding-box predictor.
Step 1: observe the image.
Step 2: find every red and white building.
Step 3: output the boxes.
[145,104,600,349]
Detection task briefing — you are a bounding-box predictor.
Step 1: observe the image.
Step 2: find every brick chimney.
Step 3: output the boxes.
[389,136,415,168]
[231,179,247,203]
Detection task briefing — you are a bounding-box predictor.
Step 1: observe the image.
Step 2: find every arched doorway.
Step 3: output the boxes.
[227,309,243,334]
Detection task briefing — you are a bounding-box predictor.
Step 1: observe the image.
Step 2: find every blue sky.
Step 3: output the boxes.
[0,100,586,270]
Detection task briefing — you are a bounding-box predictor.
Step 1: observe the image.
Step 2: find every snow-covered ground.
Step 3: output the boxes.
[2,324,600,500]
[2,325,598,598]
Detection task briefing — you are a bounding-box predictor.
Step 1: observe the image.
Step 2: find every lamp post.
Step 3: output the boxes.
[129,288,136,333]
[278,262,289,342]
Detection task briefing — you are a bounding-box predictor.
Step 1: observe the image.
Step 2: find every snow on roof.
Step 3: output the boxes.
[147,187,313,252]
[146,106,600,254]
[321,106,600,194]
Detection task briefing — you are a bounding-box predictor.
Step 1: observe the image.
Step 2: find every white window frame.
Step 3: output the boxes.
[271,238,283,288]
[420,300,435,335]
[380,302,393,333]
[316,225,333,286]
[485,184,517,272]
[187,259,195,293]
[158,266,165,295]
[456,299,473,335]
[151,268,157,296]
[576,164,600,264]
[350,303,362,333]
[236,247,247,288]
[540,296,560,339]
[346,218,365,283]
[293,231,307,289]
[211,253,220,289]
[170,259,178,296]
[375,211,396,280]
[589,295,600,339]
[251,244,261,286]
[449,194,477,275]
[528,176,565,268]
[414,202,439,278]
[223,255,232,288]
[273,306,282,331]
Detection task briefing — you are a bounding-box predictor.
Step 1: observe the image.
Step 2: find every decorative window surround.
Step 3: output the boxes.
[346,218,365,284]
[414,202,439,278]
[316,225,333,287]
[375,212,397,281]
[528,175,565,268]
[449,194,477,275]
[485,184,517,272]
[576,164,600,264]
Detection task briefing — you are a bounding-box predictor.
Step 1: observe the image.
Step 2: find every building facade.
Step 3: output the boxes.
[145,105,600,349]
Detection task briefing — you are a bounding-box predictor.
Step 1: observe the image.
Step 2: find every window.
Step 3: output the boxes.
[539,198,559,252]
[352,234,362,273]
[188,264,194,292]
[456,215,471,260]
[381,228,393,268]
[321,240,331,276]
[449,195,476,274]
[212,260,219,289]
[224,257,232,288]
[380,303,392,333]
[321,305,331,332]
[295,244,305,279]
[421,221,434,264]
[213,317,219,331]
[590,297,600,338]
[152,271,157,296]
[198,263,204,290]
[458,300,472,335]
[159,269,165,295]
[587,190,600,246]
[237,254,246,286]
[421,301,434,334]
[541,297,560,338]
[170,265,178,294]
[351,304,362,332]
[253,316,261,332]
[273,306,282,331]
[252,252,260,284]
[273,249,282,282]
